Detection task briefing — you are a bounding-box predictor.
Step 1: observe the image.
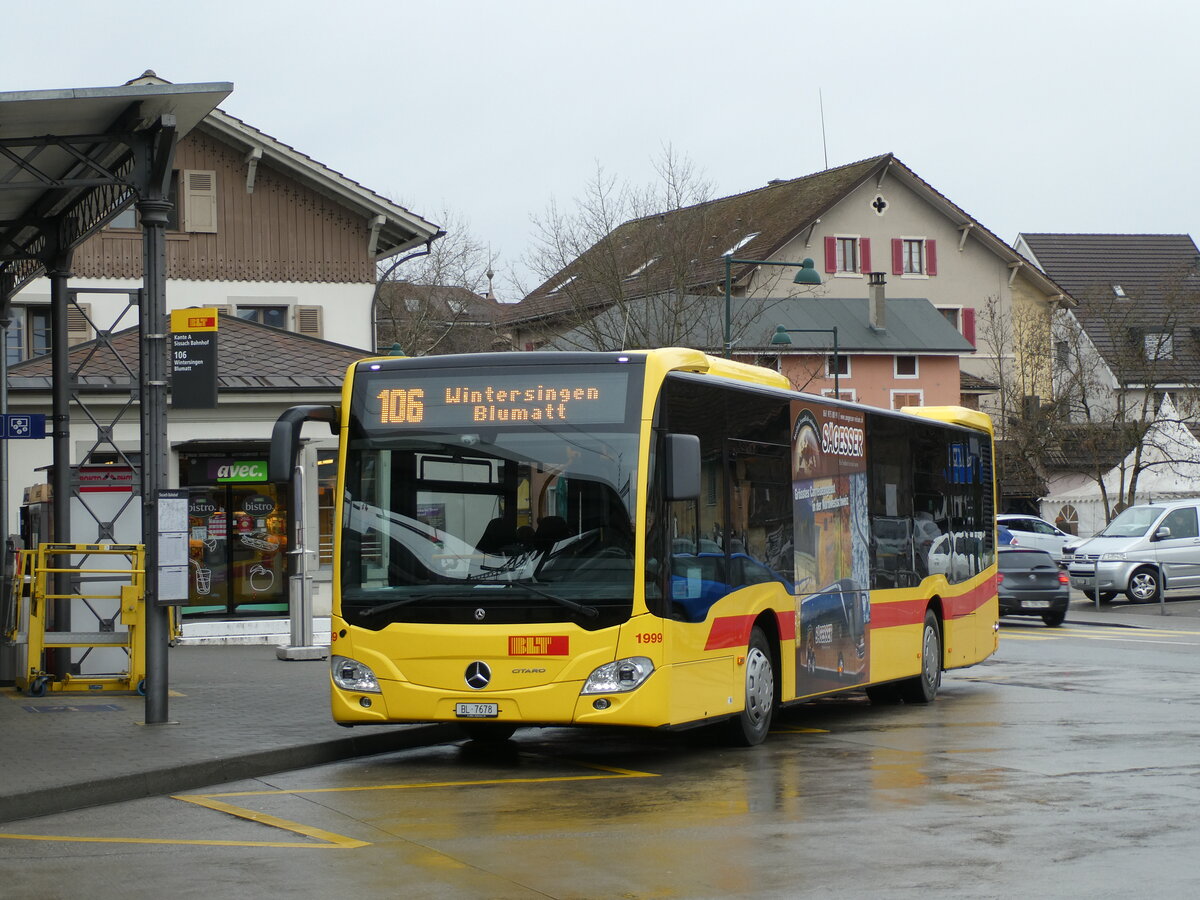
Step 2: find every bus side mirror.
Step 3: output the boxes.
[664,433,701,501]
[269,405,340,483]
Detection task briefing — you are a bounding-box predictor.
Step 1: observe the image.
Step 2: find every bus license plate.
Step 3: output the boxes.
[1022,600,1051,609]
[456,702,498,718]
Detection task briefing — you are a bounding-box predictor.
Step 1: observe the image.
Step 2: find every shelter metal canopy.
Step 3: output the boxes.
[0,81,230,287]
[0,79,232,724]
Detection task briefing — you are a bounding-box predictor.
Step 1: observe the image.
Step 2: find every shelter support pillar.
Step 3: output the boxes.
[139,195,172,724]
[48,248,74,679]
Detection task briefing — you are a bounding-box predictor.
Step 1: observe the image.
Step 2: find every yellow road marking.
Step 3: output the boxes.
[0,756,656,848]
[772,727,830,734]
[1001,625,1200,645]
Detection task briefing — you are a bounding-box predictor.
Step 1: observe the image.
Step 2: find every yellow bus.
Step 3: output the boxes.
[271,348,999,746]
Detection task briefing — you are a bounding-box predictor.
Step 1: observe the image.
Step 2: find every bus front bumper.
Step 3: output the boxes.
[331,672,674,730]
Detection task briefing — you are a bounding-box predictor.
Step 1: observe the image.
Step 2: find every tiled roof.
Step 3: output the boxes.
[1020,233,1199,298]
[509,153,1070,328]
[959,371,999,393]
[1019,233,1200,384]
[376,282,503,325]
[546,293,974,355]
[507,155,892,325]
[1042,423,1141,472]
[8,314,365,392]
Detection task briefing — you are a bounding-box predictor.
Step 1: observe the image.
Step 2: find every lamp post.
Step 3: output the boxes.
[770,325,841,396]
[723,255,821,359]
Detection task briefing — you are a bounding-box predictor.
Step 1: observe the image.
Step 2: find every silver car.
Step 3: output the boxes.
[1066,499,1200,603]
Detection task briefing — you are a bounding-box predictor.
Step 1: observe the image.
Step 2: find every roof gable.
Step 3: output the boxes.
[131,72,441,259]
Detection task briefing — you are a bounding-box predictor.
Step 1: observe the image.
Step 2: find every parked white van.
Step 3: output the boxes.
[1066,498,1200,603]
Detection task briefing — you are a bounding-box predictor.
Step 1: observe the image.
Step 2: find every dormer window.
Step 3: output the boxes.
[1113,285,1126,297]
[1145,332,1173,361]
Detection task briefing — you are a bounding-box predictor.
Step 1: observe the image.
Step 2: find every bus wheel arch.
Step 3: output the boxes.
[899,603,942,704]
[726,616,779,746]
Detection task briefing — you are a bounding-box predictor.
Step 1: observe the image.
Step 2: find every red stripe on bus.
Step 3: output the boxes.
[704,610,797,650]
[705,615,755,650]
[703,578,994,649]
[870,577,997,629]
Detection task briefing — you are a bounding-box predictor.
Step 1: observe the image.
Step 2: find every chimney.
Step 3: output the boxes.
[868,272,886,331]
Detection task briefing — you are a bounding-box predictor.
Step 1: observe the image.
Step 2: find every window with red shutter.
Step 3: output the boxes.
[824,236,837,273]
[891,239,903,275]
[861,238,872,273]
[962,308,976,346]
[926,239,938,275]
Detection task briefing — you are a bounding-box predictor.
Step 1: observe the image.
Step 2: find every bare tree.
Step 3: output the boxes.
[518,147,804,352]
[373,207,502,356]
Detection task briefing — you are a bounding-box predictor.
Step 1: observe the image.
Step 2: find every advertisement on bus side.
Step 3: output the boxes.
[791,401,871,694]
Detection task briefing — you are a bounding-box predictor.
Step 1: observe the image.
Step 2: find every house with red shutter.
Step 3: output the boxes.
[506,153,1068,412]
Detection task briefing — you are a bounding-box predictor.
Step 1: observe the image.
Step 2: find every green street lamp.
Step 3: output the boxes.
[770,325,840,396]
[723,255,821,359]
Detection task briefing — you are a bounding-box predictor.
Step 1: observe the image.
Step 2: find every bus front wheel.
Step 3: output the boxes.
[899,609,942,704]
[726,626,775,746]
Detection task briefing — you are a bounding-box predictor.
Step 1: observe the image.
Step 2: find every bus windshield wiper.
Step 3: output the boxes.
[471,579,600,619]
[358,593,443,617]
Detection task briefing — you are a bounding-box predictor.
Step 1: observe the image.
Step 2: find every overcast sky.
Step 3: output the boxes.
[5,1,1196,300]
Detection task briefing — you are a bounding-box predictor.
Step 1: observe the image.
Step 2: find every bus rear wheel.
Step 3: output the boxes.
[726,626,775,746]
[899,609,942,704]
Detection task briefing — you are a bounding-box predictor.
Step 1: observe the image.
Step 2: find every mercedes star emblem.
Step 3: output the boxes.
[465,661,492,690]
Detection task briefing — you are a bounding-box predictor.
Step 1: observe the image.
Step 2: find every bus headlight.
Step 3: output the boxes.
[582,657,654,694]
[331,655,381,693]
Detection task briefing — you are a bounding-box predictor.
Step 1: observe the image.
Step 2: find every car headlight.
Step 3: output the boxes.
[331,655,381,693]
[581,657,655,694]
[1100,552,1127,561]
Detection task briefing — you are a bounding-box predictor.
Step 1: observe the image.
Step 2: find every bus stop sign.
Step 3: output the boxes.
[2,413,46,439]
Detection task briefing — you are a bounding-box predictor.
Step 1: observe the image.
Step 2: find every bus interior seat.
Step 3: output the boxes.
[535,516,571,549]
[477,517,514,554]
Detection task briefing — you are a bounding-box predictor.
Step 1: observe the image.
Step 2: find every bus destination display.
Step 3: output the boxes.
[361,371,631,429]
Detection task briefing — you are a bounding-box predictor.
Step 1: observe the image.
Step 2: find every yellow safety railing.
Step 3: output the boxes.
[4,543,175,696]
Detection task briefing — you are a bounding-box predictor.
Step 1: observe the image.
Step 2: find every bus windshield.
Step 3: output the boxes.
[342,363,641,630]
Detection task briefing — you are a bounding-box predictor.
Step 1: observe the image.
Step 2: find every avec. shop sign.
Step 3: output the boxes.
[207,460,269,483]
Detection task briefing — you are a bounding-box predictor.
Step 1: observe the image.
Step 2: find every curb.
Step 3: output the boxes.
[0,723,458,823]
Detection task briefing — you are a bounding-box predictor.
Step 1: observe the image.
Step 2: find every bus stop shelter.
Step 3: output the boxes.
[0,78,232,723]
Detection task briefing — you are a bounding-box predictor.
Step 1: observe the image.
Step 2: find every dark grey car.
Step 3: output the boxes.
[998,547,1070,627]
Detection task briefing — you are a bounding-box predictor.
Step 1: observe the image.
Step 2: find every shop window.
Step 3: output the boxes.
[180,455,288,616]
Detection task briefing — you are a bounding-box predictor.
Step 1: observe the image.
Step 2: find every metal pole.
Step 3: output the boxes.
[832,327,839,397]
[139,195,172,724]
[277,460,326,660]
[723,255,732,359]
[0,274,10,684]
[48,254,73,679]
[49,261,72,544]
